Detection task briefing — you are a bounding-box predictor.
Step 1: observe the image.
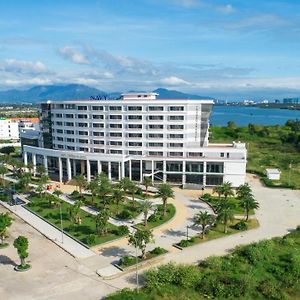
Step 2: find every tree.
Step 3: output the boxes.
[95,208,110,235]
[53,189,63,198]
[0,165,8,187]
[73,175,87,198]
[140,199,153,227]
[127,181,139,207]
[216,202,235,233]
[35,184,44,198]
[52,189,63,207]
[143,176,152,196]
[236,183,252,200]
[227,121,236,130]
[97,173,112,207]
[221,182,234,201]
[119,177,132,195]
[156,183,174,216]
[26,162,34,175]
[36,165,46,177]
[19,172,31,191]
[13,236,29,267]
[0,146,15,155]
[0,213,13,245]
[128,229,153,259]
[194,211,215,239]
[213,185,223,200]
[111,188,125,214]
[67,200,83,224]
[88,178,99,203]
[240,196,259,221]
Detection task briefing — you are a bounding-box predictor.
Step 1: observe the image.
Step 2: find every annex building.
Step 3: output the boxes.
[22,93,247,187]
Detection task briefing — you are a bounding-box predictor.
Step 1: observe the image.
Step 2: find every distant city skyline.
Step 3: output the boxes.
[0,0,300,99]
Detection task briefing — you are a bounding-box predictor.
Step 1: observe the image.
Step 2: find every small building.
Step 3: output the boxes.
[266,168,281,180]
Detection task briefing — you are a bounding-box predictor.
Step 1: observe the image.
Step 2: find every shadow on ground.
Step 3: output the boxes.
[0,255,17,267]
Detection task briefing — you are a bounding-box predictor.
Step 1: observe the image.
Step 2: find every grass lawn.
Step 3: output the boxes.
[70,193,143,220]
[27,195,125,246]
[210,125,300,188]
[135,204,176,230]
[178,218,259,248]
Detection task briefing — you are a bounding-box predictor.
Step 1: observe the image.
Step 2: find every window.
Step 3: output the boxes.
[148,133,163,138]
[93,140,104,145]
[148,151,163,156]
[149,106,163,111]
[128,124,142,129]
[167,162,183,172]
[65,114,74,118]
[57,137,63,141]
[78,131,88,136]
[149,115,164,120]
[206,162,224,173]
[206,175,223,186]
[55,113,62,118]
[110,115,122,120]
[57,144,64,149]
[78,123,88,127]
[128,106,142,111]
[92,106,103,111]
[128,133,142,138]
[169,134,183,139]
[169,143,183,148]
[227,153,230,158]
[65,122,74,127]
[93,123,104,128]
[93,132,104,136]
[169,106,184,111]
[65,104,76,109]
[110,132,122,137]
[149,142,163,147]
[169,116,184,121]
[220,153,225,157]
[65,130,74,134]
[94,149,104,153]
[128,115,142,120]
[77,106,87,110]
[56,121,63,126]
[109,106,122,111]
[79,147,89,152]
[186,162,204,173]
[66,146,75,150]
[129,151,142,155]
[189,152,203,157]
[169,125,184,130]
[52,104,64,109]
[169,152,183,157]
[78,139,88,144]
[109,124,122,128]
[110,141,122,146]
[92,115,103,119]
[66,138,75,143]
[128,142,142,147]
[149,124,164,129]
[110,149,122,154]
[77,114,88,119]
[57,129,63,133]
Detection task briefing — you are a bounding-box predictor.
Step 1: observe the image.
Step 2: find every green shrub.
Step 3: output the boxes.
[119,256,135,267]
[85,234,96,246]
[258,279,285,300]
[70,190,80,198]
[233,220,248,231]
[113,225,129,236]
[150,247,167,255]
[189,236,196,243]
[178,239,189,248]
[201,193,212,201]
[173,264,200,289]
[147,213,159,223]
[117,210,133,220]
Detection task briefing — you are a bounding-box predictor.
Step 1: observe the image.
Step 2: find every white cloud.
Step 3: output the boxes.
[159,76,190,86]
[0,59,48,74]
[58,46,90,64]
[218,4,235,14]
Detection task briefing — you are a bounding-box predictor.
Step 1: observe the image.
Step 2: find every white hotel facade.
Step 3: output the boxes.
[22,93,247,187]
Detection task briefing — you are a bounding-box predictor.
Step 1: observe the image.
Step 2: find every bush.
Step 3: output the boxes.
[147,213,159,223]
[113,225,129,236]
[85,234,96,246]
[233,220,248,231]
[70,190,80,198]
[119,255,135,267]
[258,279,284,300]
[201,193,212,201]
[178,239,189,248]
[116,210,133,220]
[150,247,167,255]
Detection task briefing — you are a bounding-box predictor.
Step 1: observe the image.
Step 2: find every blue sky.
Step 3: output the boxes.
[0,0,300,99]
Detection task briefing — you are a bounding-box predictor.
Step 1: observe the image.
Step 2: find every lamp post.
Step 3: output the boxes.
[59,204,64,244]
[186,225,189,241]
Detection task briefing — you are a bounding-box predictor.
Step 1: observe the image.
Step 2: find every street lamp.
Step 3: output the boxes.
[135,236,139,290]
[186,225,190,241]
[59,203,64,244]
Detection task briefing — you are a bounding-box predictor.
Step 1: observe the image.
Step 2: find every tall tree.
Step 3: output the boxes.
[221,182,234,201]
[194,211,215,239]
[140,199,153,227]
[0,212,13,246]
[97,173,112,207]
[35,184,44,198]
[88,178,99,204]
[236,183,252,200]
[216,202,235,233]
[13,236,29,267]
[95,208,110,235]
[128,229,154,259]
[240,196,259,221]
[143,176,152,196]
[156,183,174,216]
[73,175,87,198]
[36,165,46,177]
[119,177,132,195]
[19,172,31,191]
[0,165,8,187]
[127,181,139,207]
[67,200,83,224]
[111,187,125,215]
[213,185,223,200]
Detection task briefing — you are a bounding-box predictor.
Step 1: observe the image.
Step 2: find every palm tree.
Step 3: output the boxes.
[95,208,110,235]
[194,211,215,239]
[73,175,87,198]
[111,187,125,214]
[236,183,253,200]
[0,165,8,187]
[88,178,99,204]
[35,184,44,198]
[127,181,139,207]
[140,199,153,226]
[98,173,112,208]
[0,212,13,246]
[119,177,132,196]
[36,165,46,177]
[216,201,235,233]
[213,185,223,199]
[19,172,31,192]
[221,182,234,201]
[26,162,33,175]
[68,200,83,224]
[156,183,174,216]
[128,229,153,259]
[52,189,63,207]
[143,176,152,196]
[240,196,259,221]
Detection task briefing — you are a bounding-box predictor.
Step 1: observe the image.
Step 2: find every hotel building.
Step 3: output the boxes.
[22,93,247,187]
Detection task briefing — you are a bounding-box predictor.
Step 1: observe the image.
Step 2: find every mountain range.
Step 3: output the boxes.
[0,84,214,103]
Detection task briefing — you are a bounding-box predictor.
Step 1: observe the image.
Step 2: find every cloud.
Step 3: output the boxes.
[159,76,190,86]
[217,4,235,14]
[58,46,90,64]
[0,59,48,75]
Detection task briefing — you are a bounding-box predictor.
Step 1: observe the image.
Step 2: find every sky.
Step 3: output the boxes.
[0,0,300,100]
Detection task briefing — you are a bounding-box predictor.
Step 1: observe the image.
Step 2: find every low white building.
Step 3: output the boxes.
[22,93,247,187]
[0,118,19,140]
[266,168,281,180]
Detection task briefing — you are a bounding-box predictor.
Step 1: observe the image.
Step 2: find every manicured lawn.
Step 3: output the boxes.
[210,125,300,188]
[26,195,124,246]
[135,204,176,230]
[70,193,143,220]
[177,218,259,248]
